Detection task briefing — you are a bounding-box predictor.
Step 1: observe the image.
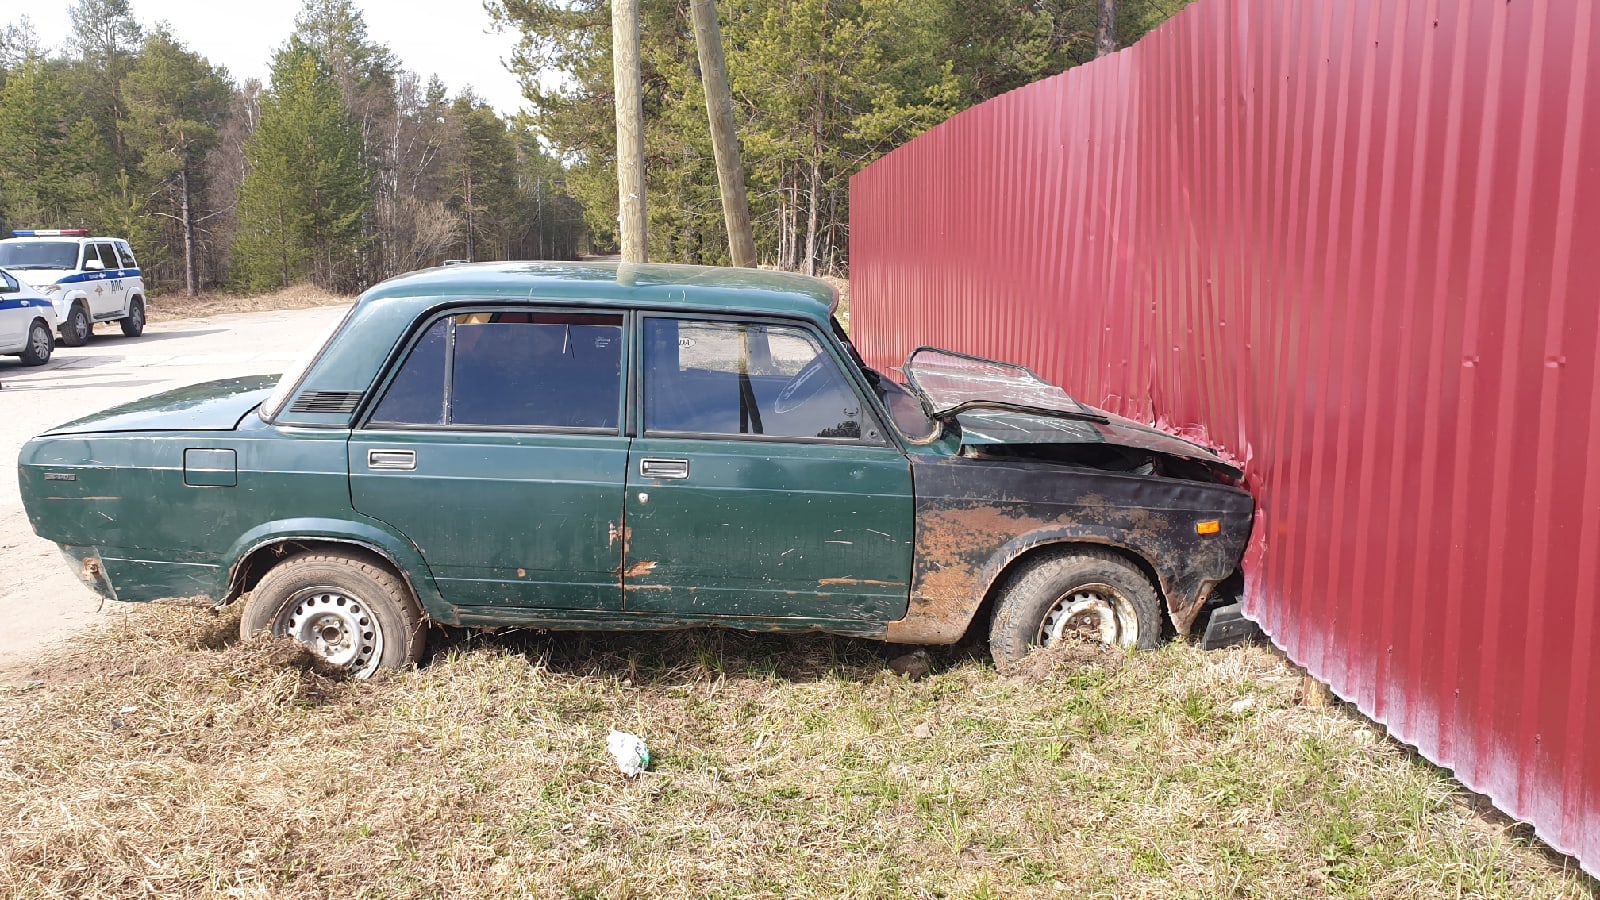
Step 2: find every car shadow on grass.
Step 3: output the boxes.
[424,623,987,686]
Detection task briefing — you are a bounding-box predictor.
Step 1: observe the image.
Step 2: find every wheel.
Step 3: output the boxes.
[120,297,145,336]
[240,550,427,678]
[18,319,52,366]
[988,548,1163,674]
[59,304,91,346]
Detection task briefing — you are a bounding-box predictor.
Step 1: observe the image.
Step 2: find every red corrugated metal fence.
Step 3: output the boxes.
[850,0,1600,873]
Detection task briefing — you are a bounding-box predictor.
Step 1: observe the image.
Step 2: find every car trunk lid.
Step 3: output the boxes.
[45,375,280,435]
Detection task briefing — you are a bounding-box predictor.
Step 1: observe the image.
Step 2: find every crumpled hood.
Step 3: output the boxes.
[903,347,1241,478]
[45,376,280,435]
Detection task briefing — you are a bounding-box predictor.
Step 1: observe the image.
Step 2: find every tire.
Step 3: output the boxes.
[988,547,1163,674]
[240,549,427,678]
[18,319,52,366]
[120,297,145,336]
[59,304,91,347]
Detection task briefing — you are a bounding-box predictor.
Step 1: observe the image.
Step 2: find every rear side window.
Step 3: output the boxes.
[369,318,448,425]
[369,311,624,431]
[116,243,138,268]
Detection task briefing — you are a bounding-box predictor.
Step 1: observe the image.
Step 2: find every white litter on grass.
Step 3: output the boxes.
[608,730,650,777]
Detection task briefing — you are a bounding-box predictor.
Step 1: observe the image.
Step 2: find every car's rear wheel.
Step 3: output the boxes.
[19,319,52,366]
[120,298,145,336]
[988,548,1162,674]
[59,304,90,346]
[240,550,427,678]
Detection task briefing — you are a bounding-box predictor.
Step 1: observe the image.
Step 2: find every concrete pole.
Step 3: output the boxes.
[689,0,758,268]
[1096,0,1118,58]
[613,0,648,262]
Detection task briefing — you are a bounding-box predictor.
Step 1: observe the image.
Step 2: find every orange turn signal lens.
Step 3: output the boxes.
[1196,519,1221,535]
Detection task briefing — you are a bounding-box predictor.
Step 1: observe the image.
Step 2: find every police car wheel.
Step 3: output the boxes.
[59,305,91,347]
[120,298,145,337]
[19,319,52,366]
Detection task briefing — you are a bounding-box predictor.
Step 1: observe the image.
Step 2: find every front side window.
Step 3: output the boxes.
[643,318,868,441]
[370,310,624,431]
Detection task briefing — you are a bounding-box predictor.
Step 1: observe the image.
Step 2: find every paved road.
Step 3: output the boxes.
[0,305,350,672]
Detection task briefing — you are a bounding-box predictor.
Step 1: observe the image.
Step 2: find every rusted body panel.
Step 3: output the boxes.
[887,456,1253,644]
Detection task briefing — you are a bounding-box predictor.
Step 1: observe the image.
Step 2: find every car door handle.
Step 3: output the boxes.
[639,457,689,479]
[368,449,416,471]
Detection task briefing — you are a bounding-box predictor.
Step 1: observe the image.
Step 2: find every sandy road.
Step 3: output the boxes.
[0,304,350,673]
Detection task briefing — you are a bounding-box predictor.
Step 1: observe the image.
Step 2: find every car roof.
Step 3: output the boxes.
[1,235,122,242]
[360,260,839,323]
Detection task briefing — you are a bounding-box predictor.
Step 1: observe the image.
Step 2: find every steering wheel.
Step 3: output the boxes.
[771,355,833,414]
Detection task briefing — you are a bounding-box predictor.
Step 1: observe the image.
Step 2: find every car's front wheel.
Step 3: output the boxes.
[19,319,53,366]
[988,548,1163,674]
[240,550,427,678]
[120,298,145,337]
[58,304,91,347]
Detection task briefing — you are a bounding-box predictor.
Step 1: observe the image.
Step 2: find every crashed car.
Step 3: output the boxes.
[18,262,1254,677]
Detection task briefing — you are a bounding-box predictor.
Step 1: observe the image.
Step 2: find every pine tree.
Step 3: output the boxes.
[0,56,101,228]
[234,39,369,291]
[447,92,517,261]
[125,28,232,295]
[69,0,142,174]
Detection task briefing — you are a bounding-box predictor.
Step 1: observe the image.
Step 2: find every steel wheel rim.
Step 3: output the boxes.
[29,324,49,358]
[277,587,383,677]
[1037,582,1139,649]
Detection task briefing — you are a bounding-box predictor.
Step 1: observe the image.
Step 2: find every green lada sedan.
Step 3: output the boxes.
[19,262,1255,677]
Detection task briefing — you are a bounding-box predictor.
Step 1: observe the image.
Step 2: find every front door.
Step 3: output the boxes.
[622,316,914,622]
[0,270,28,348]
[349,309,630,609]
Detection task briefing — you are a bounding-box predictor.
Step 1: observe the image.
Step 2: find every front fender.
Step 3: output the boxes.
[221,517,453,623]
[886,456,1253,645]
[52,291,90,319]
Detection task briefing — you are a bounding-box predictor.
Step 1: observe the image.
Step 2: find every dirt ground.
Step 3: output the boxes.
[0,299,350,676]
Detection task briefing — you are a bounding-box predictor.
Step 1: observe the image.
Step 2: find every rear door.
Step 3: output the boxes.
[349,308,630,610]
[86,243,124,317]
[622,316,914,622]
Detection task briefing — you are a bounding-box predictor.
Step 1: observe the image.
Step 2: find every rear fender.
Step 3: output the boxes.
[221,517,453,623]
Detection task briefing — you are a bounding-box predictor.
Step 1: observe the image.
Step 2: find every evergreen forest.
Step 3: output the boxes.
[0,0,1189,294]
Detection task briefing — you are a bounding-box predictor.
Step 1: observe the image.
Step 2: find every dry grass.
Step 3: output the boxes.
[0,604,1593,899]
[145,285,350,322]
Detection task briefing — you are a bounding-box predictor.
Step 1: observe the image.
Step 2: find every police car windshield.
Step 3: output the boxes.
[0,242,79,270]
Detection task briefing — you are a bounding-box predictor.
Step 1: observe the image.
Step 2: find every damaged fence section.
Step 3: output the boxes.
[850,0,1600,875]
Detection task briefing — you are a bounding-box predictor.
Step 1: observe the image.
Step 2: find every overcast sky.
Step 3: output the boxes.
[22,0,531,115]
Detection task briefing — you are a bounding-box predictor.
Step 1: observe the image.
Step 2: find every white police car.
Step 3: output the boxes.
[0,230,146,346]
[0,267,57,366]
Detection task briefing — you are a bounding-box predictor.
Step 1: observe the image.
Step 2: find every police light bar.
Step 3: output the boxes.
[11,229,89,237]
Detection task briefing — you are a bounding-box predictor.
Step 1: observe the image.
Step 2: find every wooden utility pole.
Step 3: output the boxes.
[613,0,648,262]
[689,0,757,268]
[1096,0,1118,57]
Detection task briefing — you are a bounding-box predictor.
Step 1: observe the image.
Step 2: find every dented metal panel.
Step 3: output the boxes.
[888,456,1252,644]
[850,0,1600,874]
